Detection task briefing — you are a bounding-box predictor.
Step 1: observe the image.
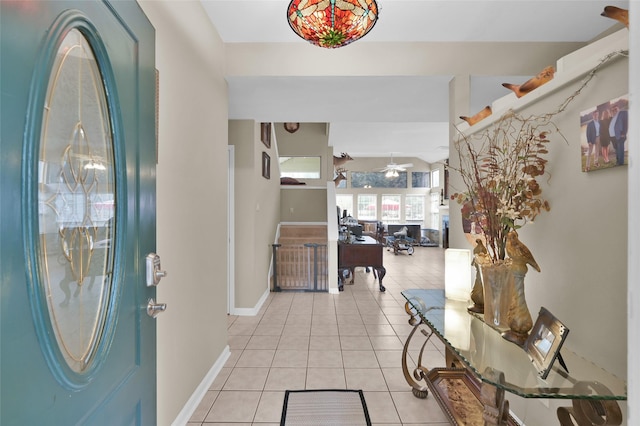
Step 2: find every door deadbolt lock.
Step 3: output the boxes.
[147,298,167,318]
[146,253,167,286]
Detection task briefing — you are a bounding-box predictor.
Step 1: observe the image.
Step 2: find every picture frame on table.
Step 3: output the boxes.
[525,307,570,380]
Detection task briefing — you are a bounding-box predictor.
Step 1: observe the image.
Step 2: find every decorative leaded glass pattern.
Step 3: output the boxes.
[38,29,116,373]
[287,0,378,48]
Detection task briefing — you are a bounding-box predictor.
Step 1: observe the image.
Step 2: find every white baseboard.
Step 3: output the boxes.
[171,346,231,426]
[510,410,525,426]
[230,287,270,316]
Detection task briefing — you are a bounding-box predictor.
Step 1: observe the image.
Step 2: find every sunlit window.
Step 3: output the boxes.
[430,192,440,229]
[381,195,401,223]
[351,171,407,188]
[431,169,440,188]
[357,194,377,220]
[336,194,354,218]
[279,156,321,179]
[405,195,424,220]
[412,172,430,188]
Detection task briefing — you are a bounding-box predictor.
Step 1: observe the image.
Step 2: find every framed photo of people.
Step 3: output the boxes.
[579,94,628,172]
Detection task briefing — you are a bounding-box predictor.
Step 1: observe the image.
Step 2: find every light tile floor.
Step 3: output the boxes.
[188,245,451,425]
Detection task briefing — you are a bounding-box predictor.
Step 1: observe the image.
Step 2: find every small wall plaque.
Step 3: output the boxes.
[262,152,270,179]
[261,122,271,148]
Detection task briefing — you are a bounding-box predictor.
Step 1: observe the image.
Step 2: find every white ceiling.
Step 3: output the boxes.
[201,0,628,164]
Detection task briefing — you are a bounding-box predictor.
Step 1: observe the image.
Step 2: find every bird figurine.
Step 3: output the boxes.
[502,66,555,98]
[468,238,488,313]
[473,238,487,256]
[601,5,629,28]
[471,238,488,265]
[506,231,540,273]
[460,106,492,126]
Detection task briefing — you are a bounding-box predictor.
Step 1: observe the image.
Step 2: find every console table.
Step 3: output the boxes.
[338,236,386,292]
[401,289,626,426]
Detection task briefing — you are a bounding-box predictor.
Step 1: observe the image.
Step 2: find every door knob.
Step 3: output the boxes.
[147,298,167,318]
[146,253,167,286]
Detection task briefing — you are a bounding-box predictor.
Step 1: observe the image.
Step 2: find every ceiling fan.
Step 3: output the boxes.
[378,154,413,176]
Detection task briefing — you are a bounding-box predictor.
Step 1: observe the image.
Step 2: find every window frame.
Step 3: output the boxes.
[405,194,425,221]
[357,194,377,220]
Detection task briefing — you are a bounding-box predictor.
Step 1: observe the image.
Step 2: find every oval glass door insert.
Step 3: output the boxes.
[38,28,116,373]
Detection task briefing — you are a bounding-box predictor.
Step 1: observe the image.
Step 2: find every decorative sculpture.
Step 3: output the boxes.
[333,168,347,187]
[460,106,492,126]
[502,66,555,98]
[506,231,540,273]
[283,122,300,133]
[333,152,353,168]
[468,239,487,314]
[503,231,540,346]
[601,5,629,28]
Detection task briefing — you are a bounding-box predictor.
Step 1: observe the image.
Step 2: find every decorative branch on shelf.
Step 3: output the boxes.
[447,49,628,263]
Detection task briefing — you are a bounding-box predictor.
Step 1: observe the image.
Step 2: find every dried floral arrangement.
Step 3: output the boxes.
[451,113,554,262]
[449,50,628,263]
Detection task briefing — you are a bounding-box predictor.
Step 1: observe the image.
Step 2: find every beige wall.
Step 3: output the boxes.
[229,121,256,309]
[229,120,281,309]
[627,5,639,422]
[137,2,229,425]
[276,122,331,184]
[225,42,586,78]
[280,188,328,222]
[448,31,628,425]
[276,122,330,222]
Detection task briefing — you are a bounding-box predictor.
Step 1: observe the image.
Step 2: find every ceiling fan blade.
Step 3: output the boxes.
[378,160,413,172]
[395,163,413,169]
[381,163,413,171]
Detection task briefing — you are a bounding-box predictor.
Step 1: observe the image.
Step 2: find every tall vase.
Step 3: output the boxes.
[502,264,533,346]
[479,260,512,329]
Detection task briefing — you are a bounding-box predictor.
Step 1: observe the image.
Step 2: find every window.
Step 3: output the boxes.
[357,194,377,220]
[351,171,407,188]
[431,169,440,188]
[279,156,321,179]
[336,194,354,218]
[430,192,440,229]
[405,195,425,221]
[381,195,401,223]
[411,172,430,188]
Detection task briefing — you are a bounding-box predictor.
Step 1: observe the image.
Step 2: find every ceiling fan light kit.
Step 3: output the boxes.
[380,154,413,176]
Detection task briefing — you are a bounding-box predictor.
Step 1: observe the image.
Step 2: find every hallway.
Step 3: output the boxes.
[188,246,451,425]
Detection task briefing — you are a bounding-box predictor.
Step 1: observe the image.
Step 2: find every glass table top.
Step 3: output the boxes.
[402,289,627,400]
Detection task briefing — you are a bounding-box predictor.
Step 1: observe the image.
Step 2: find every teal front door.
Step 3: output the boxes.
[0,2,158,424]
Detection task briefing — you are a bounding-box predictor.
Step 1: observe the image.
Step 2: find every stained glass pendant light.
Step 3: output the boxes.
[287,0,379,49]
